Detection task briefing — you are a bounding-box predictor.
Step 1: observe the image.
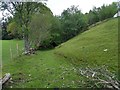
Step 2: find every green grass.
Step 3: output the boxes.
[2,41,83,88]
[4,51,83,88]
[2,40,23,65]
[2,18,118,88]
[55,18,118,73]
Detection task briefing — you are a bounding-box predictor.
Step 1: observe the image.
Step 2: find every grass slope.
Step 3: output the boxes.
[2,41,82,88]
[2,18,118,88]
[55,18,118,73]
[2,40,23,65]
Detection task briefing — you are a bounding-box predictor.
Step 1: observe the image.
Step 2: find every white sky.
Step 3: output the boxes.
[0,0,118,19]
[46,0,117,15]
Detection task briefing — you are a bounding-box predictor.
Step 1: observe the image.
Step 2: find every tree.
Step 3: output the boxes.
[7,21,22,39]
[29,12,53,49]
[86,2,117,25]
[60,5,87,41]
[1,17,13,40]
[1,1,48,52]
[49,16,62,46]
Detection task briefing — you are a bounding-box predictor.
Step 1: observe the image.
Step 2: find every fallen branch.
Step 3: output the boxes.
[79,66,120,89]
[1,73,11,85]
[22,48,36,55]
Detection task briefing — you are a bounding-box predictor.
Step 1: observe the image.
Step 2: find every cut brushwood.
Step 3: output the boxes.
[22,48,36,55]
[1,73,11,85]
[79,66,120,89]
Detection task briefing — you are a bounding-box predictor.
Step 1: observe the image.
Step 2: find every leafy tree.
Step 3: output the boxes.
[99,2,117,21]
[1,1,48,52]
[87,7,100,25]
[1,21,9,40]
[48,16,62,47]
[29,12,53,49]
[60,6,87,41]
[7,21,22,39]
[86,2,117,25]
[1,17,13,40]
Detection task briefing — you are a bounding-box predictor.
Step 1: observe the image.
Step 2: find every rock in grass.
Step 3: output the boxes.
[103,49,108,52]
[10,86,13,88]
[28,74,31,77]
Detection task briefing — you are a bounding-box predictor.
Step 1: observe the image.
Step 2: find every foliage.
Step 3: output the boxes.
[1,2,49,52]
[2,18,118,88]
[44,16,63,48]
[60,6,88,41]
[1,2,118,50]
[1,21,13,40]
[29,15,62,49]
[7,21,22,39]
[87,2,117,25]
[55,18,118,73]
[29,13,53,49]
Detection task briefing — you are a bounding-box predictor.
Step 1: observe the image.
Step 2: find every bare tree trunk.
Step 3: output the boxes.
[24,33,30,52]
[22,25,30,53]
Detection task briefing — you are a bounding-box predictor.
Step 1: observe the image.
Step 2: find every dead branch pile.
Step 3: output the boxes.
[79,66,120,89]
[22,48,36,55]
[0,73,11,86]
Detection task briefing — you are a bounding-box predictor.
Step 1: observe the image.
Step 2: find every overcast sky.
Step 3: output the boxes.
[0,0,118,19]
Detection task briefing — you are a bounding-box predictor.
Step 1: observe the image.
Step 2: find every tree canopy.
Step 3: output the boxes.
[0,1,118,50]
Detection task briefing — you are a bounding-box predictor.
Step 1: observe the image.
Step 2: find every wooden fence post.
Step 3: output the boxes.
[10,45,12,60]
[16,43,19,56]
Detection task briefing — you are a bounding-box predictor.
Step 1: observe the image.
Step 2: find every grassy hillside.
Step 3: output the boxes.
[2,40,23,65]
[2,18,118,88]
[2,40,82,88]
[55,18,118,73]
